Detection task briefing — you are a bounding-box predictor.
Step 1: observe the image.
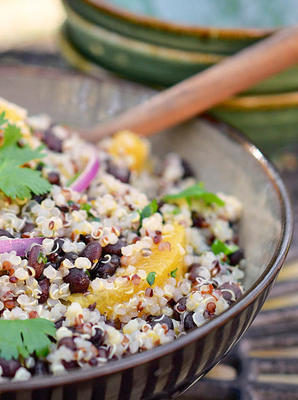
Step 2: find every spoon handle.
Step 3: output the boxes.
[84,26,298,142]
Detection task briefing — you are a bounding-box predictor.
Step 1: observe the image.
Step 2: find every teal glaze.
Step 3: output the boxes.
[64,0,298,93]
[107,0,298,29]
[210,107,298,154]
[66,0,259,54]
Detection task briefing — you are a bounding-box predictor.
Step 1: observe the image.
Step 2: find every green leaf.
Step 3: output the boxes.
[140,199,158,221]
[66,171,81,187]
[0,160,51,200]
[170,268,178,278]
[146,271,156,286]
[211,239,239,256]
[0,111,8,127]
[0,319,56,360]
[2,124,22,148]
[0,113,52,199]
[163,182,225,207]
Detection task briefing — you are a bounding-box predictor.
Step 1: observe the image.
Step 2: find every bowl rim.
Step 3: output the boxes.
[78,0,276,40]
[0,65,293,392]
[64,3,224,64]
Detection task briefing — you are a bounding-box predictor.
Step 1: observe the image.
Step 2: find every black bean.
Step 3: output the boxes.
[176,297,187,313]
[42,129,63,153]
[191,211,208,228]
[58,205,69,213]
[62,360,79,370]
[53,238,65,255]
[38,278,50,304]
[81,242,102,263]
[97,347,109,359]
[90,328,104,348]
[63,252,78,262]
[0,358,21,378]
[147,315,174,330]
[184,312,196,332]
[91,254,120,279]
[89,357,98,366]
[106,161,130,184]
[21,222,35,235]
[55,317,65,329]
[218,282,242,305]
[47,171,60,185]
[33,360,49,376]
[58,337,77,351]
[229,249,244,266]
[104,239,126,257]
[33,193,48,204]
[28,245,45,279]
[188,263,201,283]
[63,268,90,293]
[0,229,14,238]
[181,158,196,179]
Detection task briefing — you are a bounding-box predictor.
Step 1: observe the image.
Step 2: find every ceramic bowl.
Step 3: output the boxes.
[211,92,298,154]
[64,0,298,94]
[0,65,292,399]
[62,1,298,92]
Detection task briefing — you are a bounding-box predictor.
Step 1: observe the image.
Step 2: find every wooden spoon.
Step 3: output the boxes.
[81,26,298,142]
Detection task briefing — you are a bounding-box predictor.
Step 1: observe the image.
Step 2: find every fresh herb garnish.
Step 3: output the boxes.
[146,271,156,286]
[37,252,47,264]
[80,203,93,217]
[0,113,51,199]
[171,206,181,215]
[170,268,178,278]
[66,171,81,187]
[163,182,225,207]
[140,199,158,221]
[211,239,239,256]
[0,318,56,360]
[92,217,101,222]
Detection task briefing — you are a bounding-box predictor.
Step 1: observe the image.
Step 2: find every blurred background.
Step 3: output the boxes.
[1,1,298,399]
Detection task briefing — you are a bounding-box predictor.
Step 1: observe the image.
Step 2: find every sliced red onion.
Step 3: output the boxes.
[70,146,100,193]
[0,237,44,256]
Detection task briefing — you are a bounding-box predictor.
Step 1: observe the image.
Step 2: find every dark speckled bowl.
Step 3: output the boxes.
[0,66,293,399]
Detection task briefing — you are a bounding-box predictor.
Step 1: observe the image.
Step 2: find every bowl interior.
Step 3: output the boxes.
[99,0,298,29]
[0,66,284,291]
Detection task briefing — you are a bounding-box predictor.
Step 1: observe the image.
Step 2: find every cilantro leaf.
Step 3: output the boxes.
[140,199,158,221]
[0,318,56,360]
[146,271,156,286]
[163,182,225,207]
[0,111,8,127]
[0,114,51,199]
[0,160,51,200]
[170,268,178,278]
[211,239,239,256]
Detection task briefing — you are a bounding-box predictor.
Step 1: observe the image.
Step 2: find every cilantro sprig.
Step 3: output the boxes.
[163,182,225,207]
[0,318,56,360]
[0,113,51,199]
[146,271,156,286]
[211,239,239,256]
[138,199,158,228]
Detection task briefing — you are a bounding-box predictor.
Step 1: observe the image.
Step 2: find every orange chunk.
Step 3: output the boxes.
[108,131,149,172]
[68,223,186,318]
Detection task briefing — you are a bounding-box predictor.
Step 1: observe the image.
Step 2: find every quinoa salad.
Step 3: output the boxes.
[0,98,245,381]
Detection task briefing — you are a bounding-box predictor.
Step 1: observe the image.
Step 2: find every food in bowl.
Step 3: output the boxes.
[0,98,245,380]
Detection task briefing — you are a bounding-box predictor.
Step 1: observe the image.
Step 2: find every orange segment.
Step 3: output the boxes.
[68,223,186,318]
[108,131,149,172]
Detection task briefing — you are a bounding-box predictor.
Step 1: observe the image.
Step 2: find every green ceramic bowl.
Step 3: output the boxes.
[59,29,298,156]
[210,93,298,154]
[66,0,298,54]
[63,1,298,92]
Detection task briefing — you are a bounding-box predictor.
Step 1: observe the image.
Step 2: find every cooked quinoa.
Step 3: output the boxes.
[0,98,245,380]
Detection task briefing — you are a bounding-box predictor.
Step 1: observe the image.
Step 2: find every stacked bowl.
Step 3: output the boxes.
[60,0,298,153]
